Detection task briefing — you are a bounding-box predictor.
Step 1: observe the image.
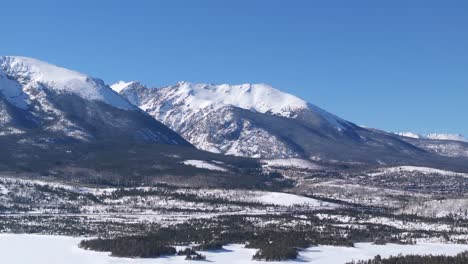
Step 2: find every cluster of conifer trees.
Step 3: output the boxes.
[347,251,468,264]
[79,236,177,258]
[76,213,460,261]
[177,248,206,260]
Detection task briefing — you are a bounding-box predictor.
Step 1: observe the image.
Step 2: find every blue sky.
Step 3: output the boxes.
[1,0,467,135]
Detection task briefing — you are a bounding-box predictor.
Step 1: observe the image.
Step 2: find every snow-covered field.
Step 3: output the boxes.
[370,166,468,177]
[182,159,227,171]
[261,158,322,170]
[247,192,336,207]
[1,234,467,264]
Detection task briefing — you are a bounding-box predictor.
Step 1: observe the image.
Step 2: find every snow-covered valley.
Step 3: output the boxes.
[1,56,468,263]
[1,234,467,264]
[3,172,468,262]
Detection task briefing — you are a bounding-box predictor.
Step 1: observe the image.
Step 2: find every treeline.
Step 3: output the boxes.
[252,244,298,261]
[105,187,267,208]
[78,211,457,261]
[347,251,468,264]
[78,213,441,260]
[6,211,464,261]
[79,236,176,258]
[178,248,206,260]
[79,215,354,260]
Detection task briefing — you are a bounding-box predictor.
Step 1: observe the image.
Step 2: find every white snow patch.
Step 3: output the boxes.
[166,82,309,118]
[248,192,336,207]
[0,70,29,109]
[396,132,421,139]
[110,81,135,93]
[182,160,227,172]
[262,158,322,170]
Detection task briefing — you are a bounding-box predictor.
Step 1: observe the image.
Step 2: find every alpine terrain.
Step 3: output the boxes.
[0,56,268,187]
[1,56,468,264]
[114,80,468,169]
[0,56,188,144]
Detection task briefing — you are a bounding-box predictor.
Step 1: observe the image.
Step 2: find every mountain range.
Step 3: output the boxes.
[113,80,468,167]
[0,56,189,145]
[1,56,468,186]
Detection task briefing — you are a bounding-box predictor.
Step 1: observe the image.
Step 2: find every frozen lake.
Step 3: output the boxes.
[1,234,467,264]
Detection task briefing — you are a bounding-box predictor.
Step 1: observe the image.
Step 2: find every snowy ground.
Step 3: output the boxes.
[398,197,468,218]
[1,234,467,264]
[369,166,468,177]
[261,158,322,170]
[182,160,227,172]
[246,191,336,207]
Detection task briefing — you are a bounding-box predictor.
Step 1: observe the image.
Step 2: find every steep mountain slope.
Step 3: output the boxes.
[0,56,286,188]
[0,56,189,145]
[115,82,337,157]
[115,81,456,166]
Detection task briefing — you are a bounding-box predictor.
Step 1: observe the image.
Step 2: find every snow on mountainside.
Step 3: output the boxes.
[396,132,467,142]
[396,132,468,158]
[0,56,135,110]
[111,80,136,93]
[396,132,422,139]
[116,81,346,125]
[116,81,315,116]
[426,133,467,142]
[0,69,28,109]
[116,81,369,159]
[159,82,310,118]
[0,56,190,145]
[117,80,468,164]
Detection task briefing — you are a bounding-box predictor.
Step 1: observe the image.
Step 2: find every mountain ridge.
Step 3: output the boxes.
[0,56,190,145]
[0,56,136,110]
[113,80,468,163]
[396,132,467,142]
[0,56,467,187]
[115,80,445,164]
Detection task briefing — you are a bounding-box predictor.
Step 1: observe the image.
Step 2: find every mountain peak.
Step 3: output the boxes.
[164,82,309,118]
[0,56,88,83]
[117,80,357,158]
[0,56,136,110]
[111,80,140,93]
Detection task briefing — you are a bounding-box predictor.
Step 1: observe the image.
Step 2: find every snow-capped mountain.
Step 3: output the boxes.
[113,81,327,119]
[0,56,189,145]
[115,81,348,158]
[115,81,441,164]
[396,132,467,142]
[396,132,468,159]
[0,56,135,110]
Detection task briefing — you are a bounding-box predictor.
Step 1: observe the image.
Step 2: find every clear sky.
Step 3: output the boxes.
[1,0,467,136]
